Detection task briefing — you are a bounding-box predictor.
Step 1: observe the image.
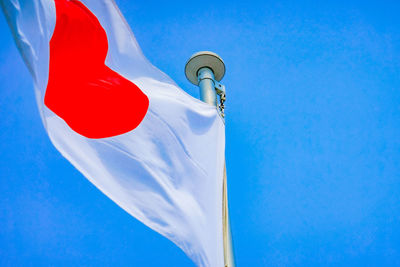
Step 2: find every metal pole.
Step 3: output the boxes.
[197,67,218,105]
[185,52,235,267]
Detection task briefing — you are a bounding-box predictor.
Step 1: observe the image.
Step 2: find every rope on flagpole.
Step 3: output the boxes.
[185,52,236,267]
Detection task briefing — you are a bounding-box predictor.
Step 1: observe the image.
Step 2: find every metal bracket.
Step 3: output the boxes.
[214,81,225,95]
[214,81,226,119]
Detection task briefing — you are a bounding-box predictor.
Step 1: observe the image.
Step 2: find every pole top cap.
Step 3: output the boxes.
[185,51,226,85]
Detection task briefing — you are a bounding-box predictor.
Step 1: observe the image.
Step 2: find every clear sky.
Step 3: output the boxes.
[1,0,400,266]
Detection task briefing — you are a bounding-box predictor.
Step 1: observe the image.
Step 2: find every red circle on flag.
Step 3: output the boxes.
[45,0,149,139]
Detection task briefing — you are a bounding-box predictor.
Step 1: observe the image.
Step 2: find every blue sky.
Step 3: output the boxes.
[1,0,400,266]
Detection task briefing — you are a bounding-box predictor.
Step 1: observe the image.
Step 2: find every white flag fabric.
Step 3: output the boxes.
[1,0,225,266]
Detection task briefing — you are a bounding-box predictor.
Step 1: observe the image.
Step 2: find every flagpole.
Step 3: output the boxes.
[185,51,236,267]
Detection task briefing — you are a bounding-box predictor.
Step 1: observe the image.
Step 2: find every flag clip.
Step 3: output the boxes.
[215,82,226,119]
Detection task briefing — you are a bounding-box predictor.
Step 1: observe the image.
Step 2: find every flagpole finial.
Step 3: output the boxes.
[185,51,226,85]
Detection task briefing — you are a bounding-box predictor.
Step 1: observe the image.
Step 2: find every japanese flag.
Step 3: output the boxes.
[1,0,225,266]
